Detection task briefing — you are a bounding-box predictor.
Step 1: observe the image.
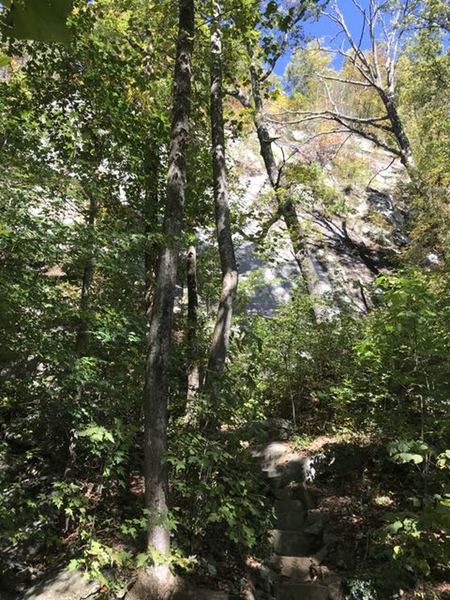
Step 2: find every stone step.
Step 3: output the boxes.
[275,582,329,600]
[274,499,304,513]
[21,568,100,600]
[252,441,291,466]
[275,511,305,530]
[303,509,327,535]
[194,590,232,600]
[271,555,317,581]
[269,530,315,556]
[263,454,309,486]
[274,499,305,530]
[271,482,318,508]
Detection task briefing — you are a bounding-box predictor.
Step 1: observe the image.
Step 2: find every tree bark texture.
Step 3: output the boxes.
[205,2,238,387]
[249,62,329,321]
[142,0,194,588]
[75,193,97,357]
[186,244,200,406]
[144,148,161,317]
[381,92,413,169]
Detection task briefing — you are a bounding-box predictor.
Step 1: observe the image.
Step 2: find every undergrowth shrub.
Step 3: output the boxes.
[168,428,272,577]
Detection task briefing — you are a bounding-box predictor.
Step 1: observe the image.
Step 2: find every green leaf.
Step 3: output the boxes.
[387,520,404,534]
[135,552,149,568]
[4,0,73,44]
[0,53,11,67]
[77,424,115,443]
[68,558,81,572]
[395,452,424,464]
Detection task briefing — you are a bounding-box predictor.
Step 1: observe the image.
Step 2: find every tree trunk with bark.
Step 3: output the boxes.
[139,0,194,595]
[279,196,331,320]
[65,193,98,481]
[248,61,330,321]
[381,92,413,169]
[75,193,97,357]
[205,2,238,391]
[185,244,200,409]
[144,148,161,317]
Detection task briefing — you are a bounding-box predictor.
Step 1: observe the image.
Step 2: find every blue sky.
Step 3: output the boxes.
[274,0,374,76]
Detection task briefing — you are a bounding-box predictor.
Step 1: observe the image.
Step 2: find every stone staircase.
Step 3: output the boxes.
[253,441,343,600]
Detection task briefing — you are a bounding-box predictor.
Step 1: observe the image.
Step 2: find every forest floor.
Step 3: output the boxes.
[2,429,448,600]
[183,428,449,600]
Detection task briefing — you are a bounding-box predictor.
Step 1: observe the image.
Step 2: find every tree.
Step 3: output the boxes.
[1,0,449,596]
[278,0,423,170]
[185,244,200,406]
[285,40,330,102]
[204,0,238,393]
[397,27,450,266]
[230,0,333,319]
[139,0,195,596]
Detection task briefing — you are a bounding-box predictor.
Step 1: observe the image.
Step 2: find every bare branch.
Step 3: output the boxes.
[325,2,372,75]
[351,0,370,25]
[322,77,339,115]
[331,132,353,159]
[315,39,381,90]
[267,109,402,157]
[293,128,350,149]
[366,155,398,187]
[266,109,391,127]
[333,123,400,157]
[317,73,372,87]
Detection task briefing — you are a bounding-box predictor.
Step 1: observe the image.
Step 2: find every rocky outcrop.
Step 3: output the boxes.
[228,133,406,316]
[12,568,100,600]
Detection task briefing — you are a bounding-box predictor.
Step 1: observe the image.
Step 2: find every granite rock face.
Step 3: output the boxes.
[227,133,406,317]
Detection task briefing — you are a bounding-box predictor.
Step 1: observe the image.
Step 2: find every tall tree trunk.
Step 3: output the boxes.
[205,2,238,392]
[185,244,200,408]
[140,0,194,594]
[279,197,331,320]
[248,61,330,321]
[75,193,97,357]
[379,90,413,169]
[144,148,161,317]
[65,193,97,481]
[249,62,279,188]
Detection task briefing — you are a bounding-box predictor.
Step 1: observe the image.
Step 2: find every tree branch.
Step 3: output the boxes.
[266,108,391,127]
[317,72,372,87]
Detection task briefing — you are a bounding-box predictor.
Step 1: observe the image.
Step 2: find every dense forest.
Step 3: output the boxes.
[0,1,449,599]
